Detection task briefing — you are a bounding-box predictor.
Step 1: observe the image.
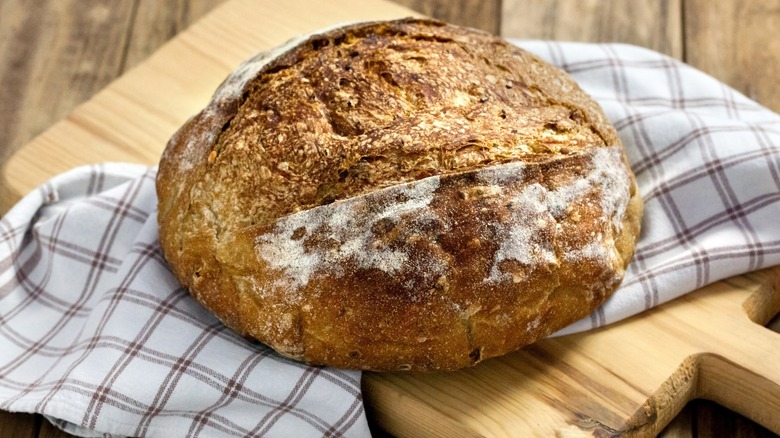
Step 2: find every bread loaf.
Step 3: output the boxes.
[156,18,643,371]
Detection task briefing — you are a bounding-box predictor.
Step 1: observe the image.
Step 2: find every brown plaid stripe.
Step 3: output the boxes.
[2,41,780,436]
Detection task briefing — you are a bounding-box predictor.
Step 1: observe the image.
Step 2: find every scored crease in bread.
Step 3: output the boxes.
[156,18,643,372]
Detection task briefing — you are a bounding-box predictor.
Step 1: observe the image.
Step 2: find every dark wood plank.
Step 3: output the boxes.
[659,401,695,438]
[500,0,683,58]
[661,399,780,438]
[36,419,74,438]
[684,0,780,112]
[0,0,136,167]
[767,313,780,333]
[693,399,778,438]
[0,411,38,438]
[391,0,501,33]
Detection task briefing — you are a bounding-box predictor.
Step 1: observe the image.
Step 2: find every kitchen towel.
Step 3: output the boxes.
[1,41,780,437]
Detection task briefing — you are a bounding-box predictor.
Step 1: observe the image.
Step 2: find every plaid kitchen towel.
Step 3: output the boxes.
[0,164,368,437]
[1,41,780,437]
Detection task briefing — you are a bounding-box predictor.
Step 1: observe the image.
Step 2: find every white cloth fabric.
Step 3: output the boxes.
[1,41,779,436]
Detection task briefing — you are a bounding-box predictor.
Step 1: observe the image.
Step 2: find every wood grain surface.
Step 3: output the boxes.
[501,0,683,58]
[394,0,501,33]
[0,0,778,437]
[0,0,134,165]
[684,0,780,113]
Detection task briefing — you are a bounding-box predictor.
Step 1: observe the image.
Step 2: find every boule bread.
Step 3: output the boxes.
[156,18,643,372]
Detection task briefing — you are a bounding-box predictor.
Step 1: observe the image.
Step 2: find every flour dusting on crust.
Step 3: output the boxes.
[484,146,630,282]
[546,147,630,229]
[257,176,442,288]
[486,183,557,283]
[257,146,630,289]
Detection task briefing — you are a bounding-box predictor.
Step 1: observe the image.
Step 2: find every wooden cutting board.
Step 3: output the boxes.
[2,0,779,435]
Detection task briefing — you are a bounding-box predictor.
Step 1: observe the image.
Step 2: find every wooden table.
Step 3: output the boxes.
[1,0,778,436]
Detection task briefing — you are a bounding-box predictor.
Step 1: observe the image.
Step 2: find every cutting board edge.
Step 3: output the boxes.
[361,267,780,437]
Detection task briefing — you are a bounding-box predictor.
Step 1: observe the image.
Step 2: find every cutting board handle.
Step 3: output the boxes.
[635,268,780,435]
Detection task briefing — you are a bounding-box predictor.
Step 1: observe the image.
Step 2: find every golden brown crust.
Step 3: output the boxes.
[156,18,643,371]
